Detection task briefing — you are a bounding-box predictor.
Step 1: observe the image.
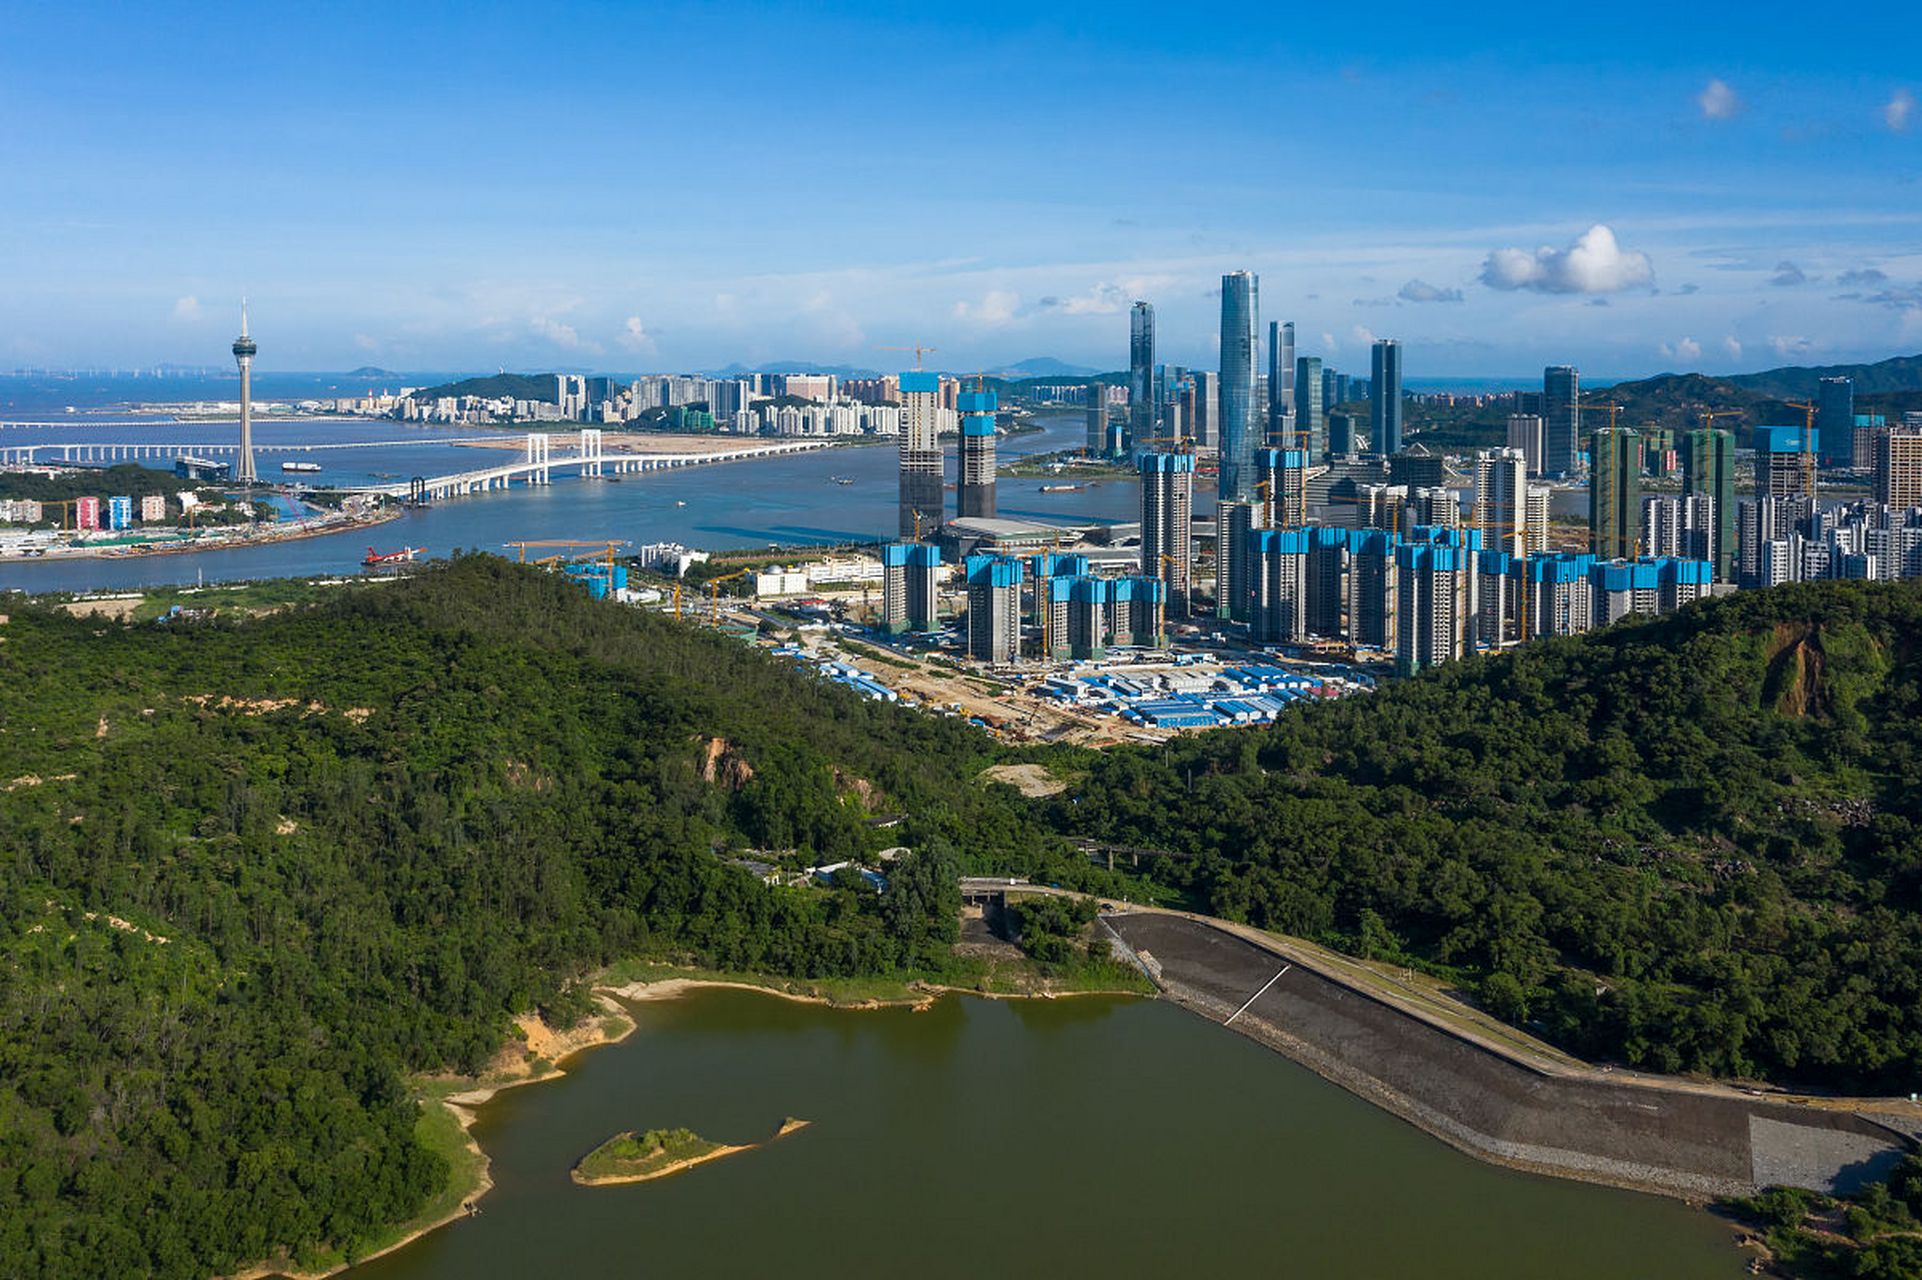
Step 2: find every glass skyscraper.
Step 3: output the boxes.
[1129,302,1156,450]
[1544,365,1582,476]
[1218,271,1259,502]
[1371,339,1403,457]
[1294,355,1324,461]
[1817,376,1854,468]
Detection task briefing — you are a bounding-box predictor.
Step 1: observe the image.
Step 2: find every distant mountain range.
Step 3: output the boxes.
[1597,353,1922,433]
[700,361,883,379]
[987,356,1100,378]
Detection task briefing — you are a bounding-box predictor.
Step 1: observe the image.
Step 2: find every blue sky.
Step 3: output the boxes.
[3,0,1920,377]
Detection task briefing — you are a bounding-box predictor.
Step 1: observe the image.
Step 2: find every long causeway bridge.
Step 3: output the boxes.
[0,430,832,503]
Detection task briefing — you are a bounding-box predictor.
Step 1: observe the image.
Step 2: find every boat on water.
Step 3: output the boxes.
[281,461,322,473]
[362,545,424,567]
[675,500,687,507]
[831,476,854,485]
[1040,483,1082,493]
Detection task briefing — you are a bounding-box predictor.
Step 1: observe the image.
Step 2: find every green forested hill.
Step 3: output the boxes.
[407,372,559,403]
[1058,581,1922,1090]
[0,558,1049,1278]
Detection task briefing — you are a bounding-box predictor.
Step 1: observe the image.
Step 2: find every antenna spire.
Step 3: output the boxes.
[241,297,249,337]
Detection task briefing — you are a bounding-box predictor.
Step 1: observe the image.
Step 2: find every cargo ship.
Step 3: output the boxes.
[1039,483,1082,493]
[281,461,322,474]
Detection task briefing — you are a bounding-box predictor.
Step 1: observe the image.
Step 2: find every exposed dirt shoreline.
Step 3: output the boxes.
[571,1117,813,1187]
[229,971,1138,1278]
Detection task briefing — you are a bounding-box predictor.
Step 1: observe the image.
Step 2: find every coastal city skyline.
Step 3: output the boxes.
[5,3,1922,375]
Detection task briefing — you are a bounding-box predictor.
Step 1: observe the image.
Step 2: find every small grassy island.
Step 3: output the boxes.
[572,1119,810,1186]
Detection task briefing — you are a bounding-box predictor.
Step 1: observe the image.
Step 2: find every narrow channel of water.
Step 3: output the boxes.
[354,989,1741,1280]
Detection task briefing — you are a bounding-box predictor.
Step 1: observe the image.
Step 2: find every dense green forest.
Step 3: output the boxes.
[0,557,1078,1278]
[1055,580,1922,1091]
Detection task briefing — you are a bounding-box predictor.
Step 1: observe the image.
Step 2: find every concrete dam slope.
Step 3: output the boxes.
[1107,912,1910,1200]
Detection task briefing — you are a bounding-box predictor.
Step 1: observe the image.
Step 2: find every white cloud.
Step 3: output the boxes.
[1321,331,1338,352]
[1397,279,1464,303]
[619,316,658,355]
[952,290,1020,325]
[172,295,201,322]
[1480,224,1654,294]
[1036,282,1128,315]
[353,333,379,352]
[530,316,601,354]
[1887,89,1916,132]
[1697,78,1741,120]
[1350,324,1378,347]
[1660,337,1703,362]
[1769,335,1813,359]
[1724,336,1744,360]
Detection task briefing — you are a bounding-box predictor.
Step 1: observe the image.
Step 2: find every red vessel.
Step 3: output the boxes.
[362,546,424,567]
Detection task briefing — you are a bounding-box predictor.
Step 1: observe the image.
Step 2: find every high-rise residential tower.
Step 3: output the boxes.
[1590,427,1642,559]
[1371,340,1403,458]
[1139,451,1195,619]
[1472,447,1530,556]
[1544,365,1582,476]
[232,302,257,485]
[1681,426,1736,581]
[897,371,944,539]
[956,387,997,518]
[1218,271,1260,502]
[1129,302,1156,450]
[1506,413,1545,476]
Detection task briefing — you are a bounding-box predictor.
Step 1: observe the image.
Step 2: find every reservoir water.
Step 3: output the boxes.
[356,989,1740,1280]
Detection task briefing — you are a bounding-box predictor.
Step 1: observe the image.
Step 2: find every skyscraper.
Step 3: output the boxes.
[1280,322,1296,415]
[1294,356,1324,460]
[1817,376,1855,468]
[1472,447,1530,557]
[881,543,942,634]
[1370,340,1403,458]
[1506,413,1545,476]
[1085,385,1107,456]
[1590,427,1642,559]
[1218,271,1260,502]
[963,555,1024,664]
[232,302,257,485]
[897,371,944,539]
[1873,430,1922,508]
[956,387,997,518]
[1267,320,1293,437]
[1759,424,1818,500]
[1191,370,1220,449]
[1544,366,1581,476]
[1681,427,1736,581]
[1139,451,1195,620]
[1129,302,1156,450]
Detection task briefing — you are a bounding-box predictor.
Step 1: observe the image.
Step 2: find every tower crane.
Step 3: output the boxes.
[706,567,755,624]
[877,343,939,371]
[503,539,625,564]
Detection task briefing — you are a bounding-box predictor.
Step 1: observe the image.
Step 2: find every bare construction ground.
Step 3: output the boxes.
[1106,912,1911,1200]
